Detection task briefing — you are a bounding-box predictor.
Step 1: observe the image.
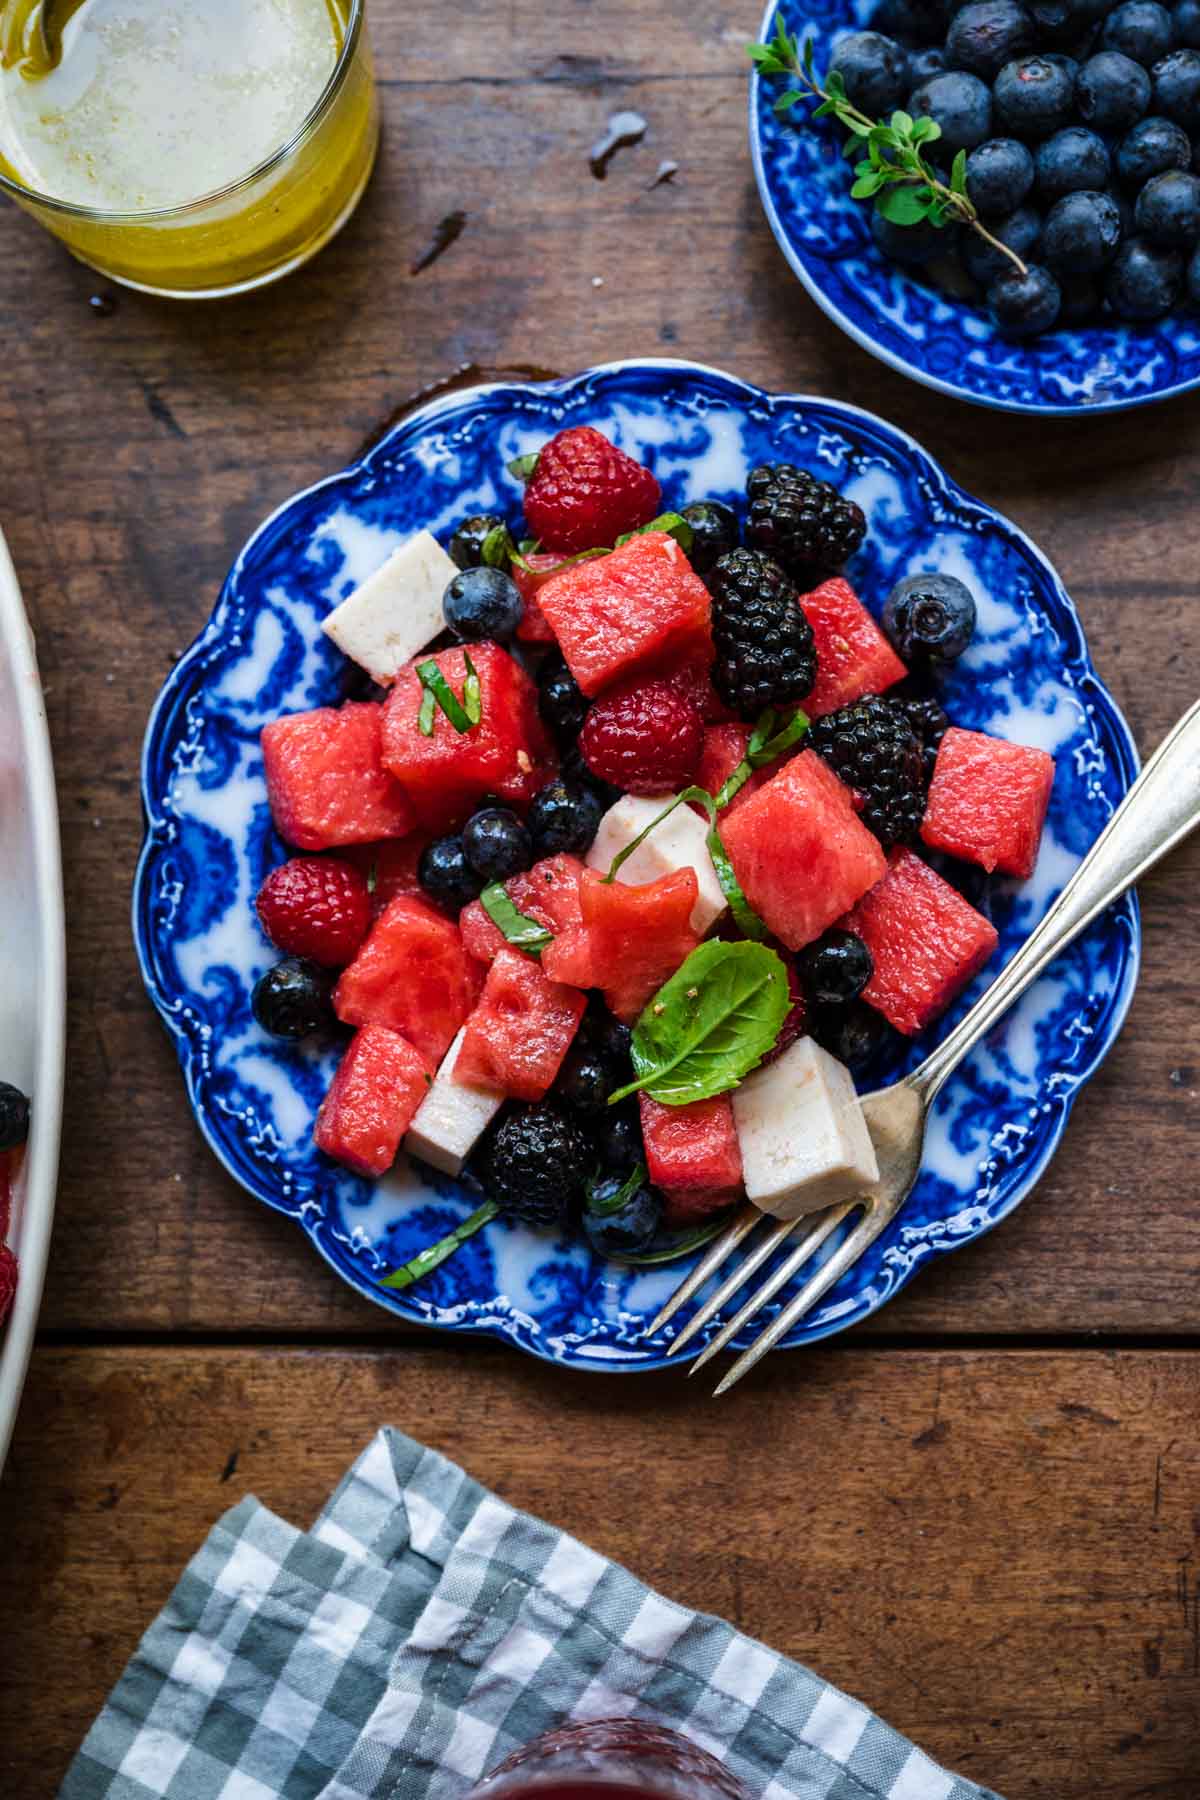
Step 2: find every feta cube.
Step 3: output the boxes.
[585,794,727,934]
[732,1036,879,1220]
[404,1028,502,1176]
[321,529,457,684]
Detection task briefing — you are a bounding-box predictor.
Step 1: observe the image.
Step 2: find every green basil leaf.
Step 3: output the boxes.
[416,659,475,734]
[381,1199,499,1290]
[588,1162,647,1218]
[462,650,482,726]
[479,882,553,957]
[609,940,790,1107]
[507,452,539,481]
[480,524,515,569]
[418,685,436,737]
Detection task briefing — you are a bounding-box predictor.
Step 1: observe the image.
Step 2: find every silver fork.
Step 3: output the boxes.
[649,696,1200,1395]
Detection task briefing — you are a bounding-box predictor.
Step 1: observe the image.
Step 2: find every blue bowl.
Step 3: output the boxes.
[751,0,1200,414]
[133,359,1139,1370]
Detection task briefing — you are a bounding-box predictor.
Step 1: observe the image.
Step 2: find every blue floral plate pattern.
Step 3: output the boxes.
[751,0,1200,414]
[133,359,1140,1369]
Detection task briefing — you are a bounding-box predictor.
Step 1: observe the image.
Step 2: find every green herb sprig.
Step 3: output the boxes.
[749,19,1028,278]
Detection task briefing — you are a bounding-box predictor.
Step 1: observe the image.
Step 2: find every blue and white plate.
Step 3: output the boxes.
[134,359,1139,1369]
[751,0,1200,414]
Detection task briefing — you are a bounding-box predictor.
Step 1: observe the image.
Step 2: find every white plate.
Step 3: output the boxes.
[0,529,65,1468]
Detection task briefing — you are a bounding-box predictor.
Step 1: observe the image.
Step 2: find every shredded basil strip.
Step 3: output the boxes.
[479,883,554,957]
[507,452,539,481]
[602,786,768,942]
[614,512,694,552]
[381,1199,499,1291]
[715,706,810,809]
[417,685,436,737]
[462,650,482,726]
[416,659,476,734]
[617,1213,734,1266]
[480,524,515,568]
[588,1161,647,1218]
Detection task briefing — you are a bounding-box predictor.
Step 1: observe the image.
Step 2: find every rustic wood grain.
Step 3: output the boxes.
[0,0,1196,1336]
[1,1346,1198,1799]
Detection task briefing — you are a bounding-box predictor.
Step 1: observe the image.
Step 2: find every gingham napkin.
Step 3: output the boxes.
[61,1429,1002,1800]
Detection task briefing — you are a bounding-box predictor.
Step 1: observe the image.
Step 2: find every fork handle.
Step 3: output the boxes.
[913,695,1200,1103]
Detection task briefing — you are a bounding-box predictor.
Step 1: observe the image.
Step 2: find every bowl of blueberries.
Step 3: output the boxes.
[750,0,1200,410]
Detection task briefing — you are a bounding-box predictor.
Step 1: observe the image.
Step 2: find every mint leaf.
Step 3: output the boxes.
[480,882,553,956]
[588,1162,647,1217]
[609,941,790,1107]
[481,524,515,568]
[416,659,476,734]
[506,452,539,481]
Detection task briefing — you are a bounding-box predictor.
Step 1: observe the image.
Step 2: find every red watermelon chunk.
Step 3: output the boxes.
[513,551,568,644]
[343,836,431,915]
[578,867,702,1023]
[720,750,887,951]
[921,727,1055,880]
[535,532,713,697]
[314,1026,432,1176]
[639,1093,744,1225]
[334,894,483,1065]
[262,702,415,851]
[380,642,553,827]
[454,948,587,1100]
[798,578,908,718]
[459,854,595,986]
[843,848,999,1035]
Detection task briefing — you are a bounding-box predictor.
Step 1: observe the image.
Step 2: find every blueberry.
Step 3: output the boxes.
[870,0,948,43]
[1030,0,1108,40]
[461,806,533,883]
[1042,189,1124,271]
[0,1082,30,1152]
[680,500,739,575]
[1115,116,1191,188]
[882,572,978,664]
[1135,166,1200,239]
[527,779,603,857]
[596,1103,645,1172]
[1035,125,1112,198]
[1057,272,1104,318]
[537,653,589,741]
[799,930,875,1006]
[871,209,948,264]
[252,960,335,1039]
[910,70,994,153]
[442,566,524,642]
[418,834,484,907]
[555,1046,618,1117]
[1152,47,1200,124]
[830,31,911,112]
[1104,233,1185,312]
[583,1177,663,1258]
[1101,0,1174,64]
[1176,0,1200,47]
[909,45,948,83]
[961,201,1042,283]
[448,513,510,571]
[812,1001,894,1070]
[988,261,1064,332]
[1076,50,1153,128]
[994,56,1076,138]
[966,137,1036,212]
[1105,180,1138,234]
[581,1000,633,1068]
[945,0,1035,77]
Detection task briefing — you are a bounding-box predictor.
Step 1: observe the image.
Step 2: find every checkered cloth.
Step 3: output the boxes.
[62,1430,1002,1800]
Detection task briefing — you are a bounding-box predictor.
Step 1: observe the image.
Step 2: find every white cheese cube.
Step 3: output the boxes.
[585,794,727,934]
[321,529,457,684]
[732,1036,879,1221]
[404,1028,502,1176]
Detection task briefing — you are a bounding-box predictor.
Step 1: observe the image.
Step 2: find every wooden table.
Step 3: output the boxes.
[1,4,1198,1794]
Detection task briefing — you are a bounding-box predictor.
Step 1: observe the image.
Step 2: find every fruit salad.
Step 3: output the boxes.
[0,1081,28,1329]
[249,424,1055,1288]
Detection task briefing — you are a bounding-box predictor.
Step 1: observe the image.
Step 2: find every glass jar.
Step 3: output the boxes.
[470,1718,749,1800]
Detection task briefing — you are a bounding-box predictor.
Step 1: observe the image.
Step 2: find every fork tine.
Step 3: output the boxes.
[645,1203,760,1337]
[712,1195,891,1396]
[688,1203,852,1376]
[665,1214,799,1357]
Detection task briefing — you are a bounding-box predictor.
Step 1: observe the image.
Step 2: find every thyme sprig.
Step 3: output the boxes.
[749,18,1028,279]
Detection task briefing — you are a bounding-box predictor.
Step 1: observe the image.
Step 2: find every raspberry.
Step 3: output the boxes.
[523,426,662,555]
[256,856,372,967]
[0,1244,16,1327]
[578,677,703,795]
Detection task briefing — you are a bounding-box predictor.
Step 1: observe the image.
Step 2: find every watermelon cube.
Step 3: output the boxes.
[334,893,483,1066]
[380,642,553,827]
[921,727,1055,880]
[513,551,568,644]
[578,867,702,1023]
[454,948,587,1100]
[639,1093,744,1226]
[459,854,594,987]
[843,848,999,1035]
[535,532,713,696]
[314,1026,432,1176]
[262,702,415,851]
[798,578,908,718]
[720,750,887,951]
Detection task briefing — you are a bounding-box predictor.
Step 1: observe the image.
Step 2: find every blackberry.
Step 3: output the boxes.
[809,697,926,846]
[890,692,949,780]
[708,549,818,719]
[744,464,866,581]
[482,1104,592,1227]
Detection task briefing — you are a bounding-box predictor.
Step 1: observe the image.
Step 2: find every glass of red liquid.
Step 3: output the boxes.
[469,1718,748,1800]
